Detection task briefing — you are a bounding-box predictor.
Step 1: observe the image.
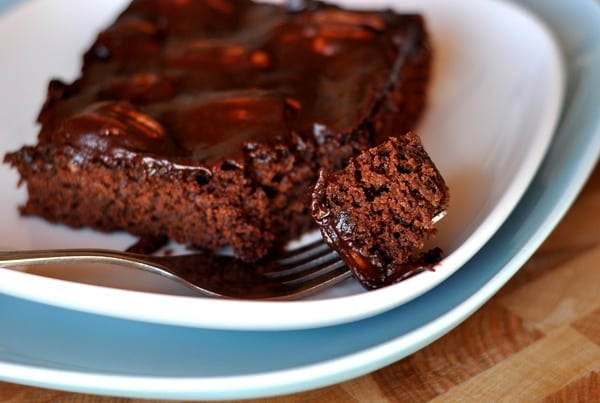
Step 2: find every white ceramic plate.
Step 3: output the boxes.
[0,0,599,399]
[0,0,563,330]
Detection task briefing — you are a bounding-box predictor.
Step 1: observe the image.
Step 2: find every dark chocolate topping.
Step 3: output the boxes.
[36,0,425,168]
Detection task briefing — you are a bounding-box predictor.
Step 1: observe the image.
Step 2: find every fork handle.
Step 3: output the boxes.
[0,249,225,297]
[0,249,161,272]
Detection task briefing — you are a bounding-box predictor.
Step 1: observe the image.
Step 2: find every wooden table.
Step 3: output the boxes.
[2,164,599,402]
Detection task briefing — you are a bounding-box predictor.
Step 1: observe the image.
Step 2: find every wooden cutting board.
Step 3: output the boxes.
[2,164,599,402]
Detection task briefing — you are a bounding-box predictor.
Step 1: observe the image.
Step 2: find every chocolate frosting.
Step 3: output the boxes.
[36,0,424,169]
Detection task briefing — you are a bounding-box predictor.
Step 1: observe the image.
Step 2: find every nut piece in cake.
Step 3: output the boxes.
[311,132,449,289]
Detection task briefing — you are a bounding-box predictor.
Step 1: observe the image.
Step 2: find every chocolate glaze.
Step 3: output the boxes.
[36,0,426,169]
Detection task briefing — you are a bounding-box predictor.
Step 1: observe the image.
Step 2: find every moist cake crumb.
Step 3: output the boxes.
[311,133,449,289]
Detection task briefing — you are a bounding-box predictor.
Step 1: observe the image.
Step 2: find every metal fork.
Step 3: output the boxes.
[0,240,351,300]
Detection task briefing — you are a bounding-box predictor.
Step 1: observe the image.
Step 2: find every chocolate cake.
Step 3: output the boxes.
[4,0,432,262]
[311,133,449,289]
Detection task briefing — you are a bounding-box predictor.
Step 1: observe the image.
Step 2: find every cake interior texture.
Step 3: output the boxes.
[4,0,432,262]
[311,133,449,289]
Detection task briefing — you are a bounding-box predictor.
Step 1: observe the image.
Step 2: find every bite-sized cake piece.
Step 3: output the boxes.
[311,133,449,289]
[4,0,432,262]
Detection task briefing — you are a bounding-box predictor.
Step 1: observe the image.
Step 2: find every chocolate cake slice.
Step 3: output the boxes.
[4,0,432,262]
[311,133,449,289]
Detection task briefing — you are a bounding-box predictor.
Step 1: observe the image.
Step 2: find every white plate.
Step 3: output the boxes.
[0,1,599,398]
[0,0,563,330]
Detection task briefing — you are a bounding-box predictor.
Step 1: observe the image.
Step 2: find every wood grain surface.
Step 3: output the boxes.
[1,165,599,402]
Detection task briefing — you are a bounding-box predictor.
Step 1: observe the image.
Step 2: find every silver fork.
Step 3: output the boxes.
[0,240,351,300]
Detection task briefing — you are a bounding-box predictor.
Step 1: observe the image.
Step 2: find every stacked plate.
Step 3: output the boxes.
[0,0,599,400]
